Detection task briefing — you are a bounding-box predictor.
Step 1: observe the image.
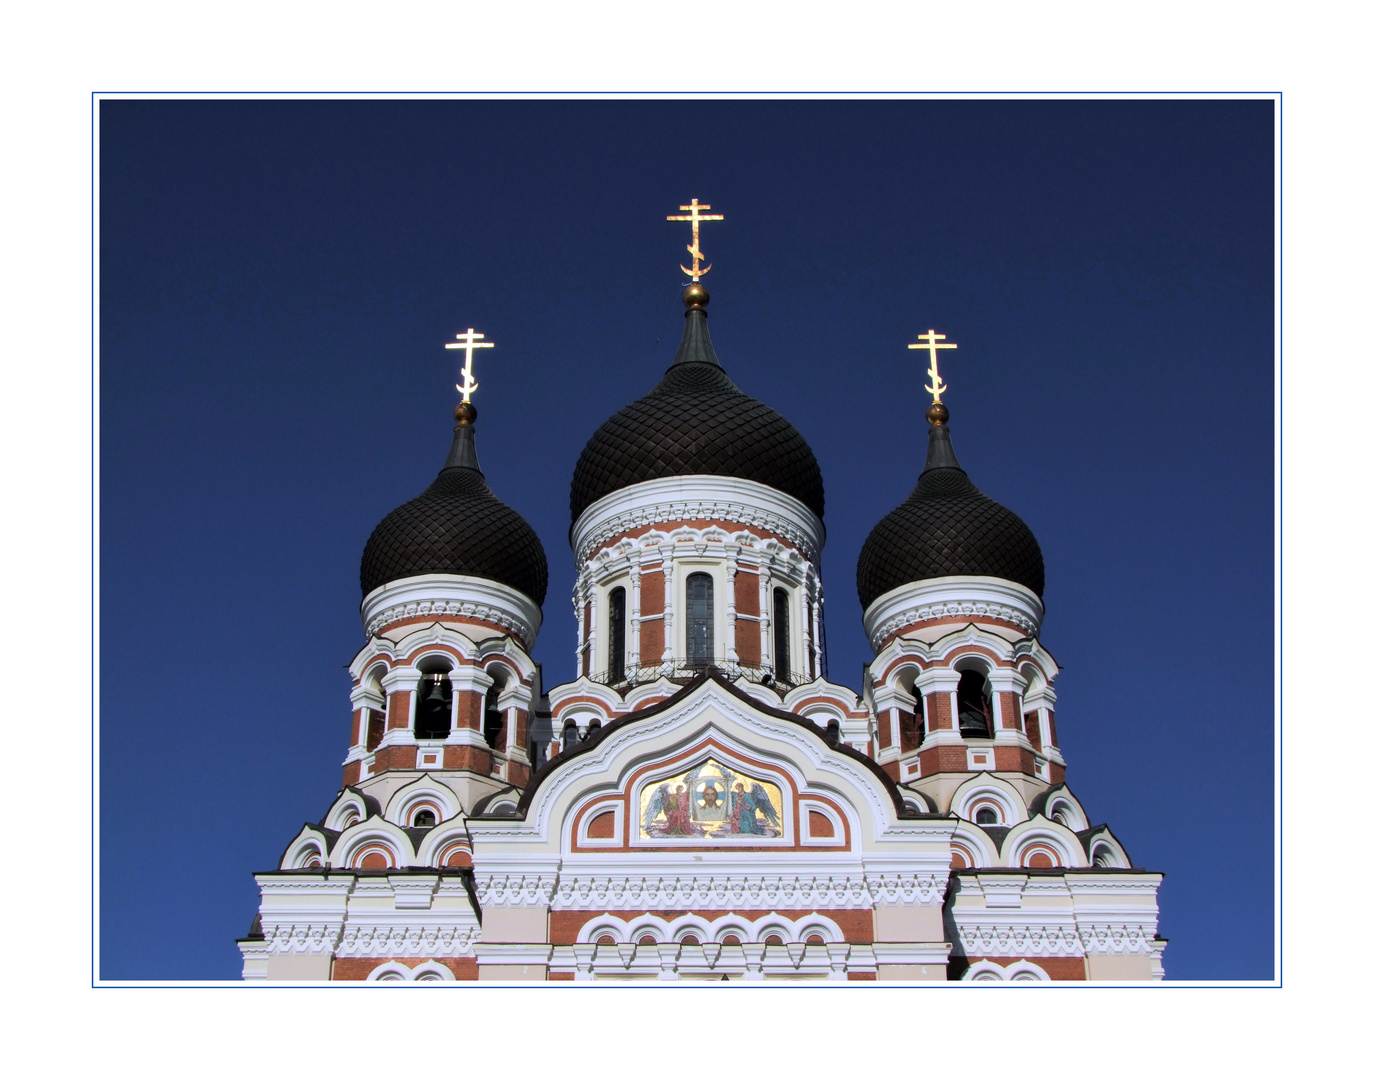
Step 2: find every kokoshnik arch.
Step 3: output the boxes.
[238,201,1164,982]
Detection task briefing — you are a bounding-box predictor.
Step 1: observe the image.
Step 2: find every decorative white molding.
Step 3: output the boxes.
[864,576,1044,650]
[337,922,479,958]
[571,475,825,566]
[955,920,1085,958]
[361,574,543,646]
[1075,922,1159,956]
[473,873,559,908]
[865,871,949,907]
[259,921,346,956]
[550,873,873,911]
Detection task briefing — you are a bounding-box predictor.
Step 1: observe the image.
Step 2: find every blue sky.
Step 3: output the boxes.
[98,98,1274,980]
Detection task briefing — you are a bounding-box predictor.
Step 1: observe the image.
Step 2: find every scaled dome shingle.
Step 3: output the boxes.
[570,299,824,523]
[360,423,548,606]
[856,425,1044,610]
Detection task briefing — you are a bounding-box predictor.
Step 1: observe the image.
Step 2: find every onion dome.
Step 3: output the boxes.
[360,402,549,605]
[856,405,1044,610]
[569,283,824,523]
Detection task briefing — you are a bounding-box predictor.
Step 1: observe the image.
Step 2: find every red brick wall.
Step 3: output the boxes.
[640,619,664,664]
[640,570,664,617]
[920,744,969,775]
[993,745,1037,775]
[736,619,761,665]
[586,810,616,838]
[455,690,482,731]
[734,570,759,616]
[998,691,1021,731]
[926,690,953,731]
[442,744,491,772]
[387,690,411,731]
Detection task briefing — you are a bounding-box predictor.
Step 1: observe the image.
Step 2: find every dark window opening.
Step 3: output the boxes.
[561,720,578,751]
[686,573,714,669]
[415,674,452,740]
[413,809,436,828]
[773,588,791,682]
[975,806,998,826]
[899,687,925,752]
[483,686,504,749]
[366,706,386,751]
[608,587,626,683]
[956,669,992,739]
[824,719,840,744]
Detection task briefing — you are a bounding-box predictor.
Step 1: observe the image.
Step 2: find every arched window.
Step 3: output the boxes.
[685,573,714,669]
[561,719,578,752]
[975,806,999,826]
[900,686,925,752]
[366,704,386,752]
[365,669,387,751]
[415,672,452,740]
[773,588,791,682]
[483,685,504,750]
[608,587,626,683]
[956,669,992,739]
[413,809,436,828]
[824,719,840,744]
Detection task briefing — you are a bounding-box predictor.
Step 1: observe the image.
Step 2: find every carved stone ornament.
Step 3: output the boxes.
[336,923,480,958]
[366,598,534,642]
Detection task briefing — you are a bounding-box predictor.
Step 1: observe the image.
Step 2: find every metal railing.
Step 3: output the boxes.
[584,657,806,694]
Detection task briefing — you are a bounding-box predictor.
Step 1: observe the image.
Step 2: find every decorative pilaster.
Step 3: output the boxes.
[661,552,675,664]
[572,578,586,675]
[725,545,739,663]
[758,557,773,670]
[628,557,642,669]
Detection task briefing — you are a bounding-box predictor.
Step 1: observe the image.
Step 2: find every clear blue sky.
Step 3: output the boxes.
[99,99,1274,980]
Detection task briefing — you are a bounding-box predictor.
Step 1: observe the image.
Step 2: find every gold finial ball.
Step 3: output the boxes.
[926,402,949,426]
[454,401,477,425]
[682,282,710,309]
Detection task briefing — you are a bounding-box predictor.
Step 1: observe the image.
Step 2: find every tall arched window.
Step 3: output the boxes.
[685,572,714,669]
[415,672,452,740]
[608,586,626,683]
[773,588,791,682]
[956,669,992,739]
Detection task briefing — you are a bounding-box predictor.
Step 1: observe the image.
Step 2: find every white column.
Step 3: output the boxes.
[810,579,824,680]
[725,546,739,664]
[573,577,585,675]
[628,557,642,670]
[661,552,675,665]
[801,576,815,682]
[758,557,772,671]
[586,587,598,679]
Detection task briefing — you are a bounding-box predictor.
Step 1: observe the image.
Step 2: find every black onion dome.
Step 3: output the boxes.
[856,422,1044,610]
[361,417,548,605]
[570,290,824,523]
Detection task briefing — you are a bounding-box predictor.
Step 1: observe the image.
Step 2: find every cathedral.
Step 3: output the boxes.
[237,203,1166,982]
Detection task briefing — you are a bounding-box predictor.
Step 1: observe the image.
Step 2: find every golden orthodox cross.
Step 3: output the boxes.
[666,198,724,280]
[444,328,494,403]
[909,329,959,404]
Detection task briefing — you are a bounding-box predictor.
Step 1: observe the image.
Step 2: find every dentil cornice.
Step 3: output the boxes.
[571,475,825,566]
